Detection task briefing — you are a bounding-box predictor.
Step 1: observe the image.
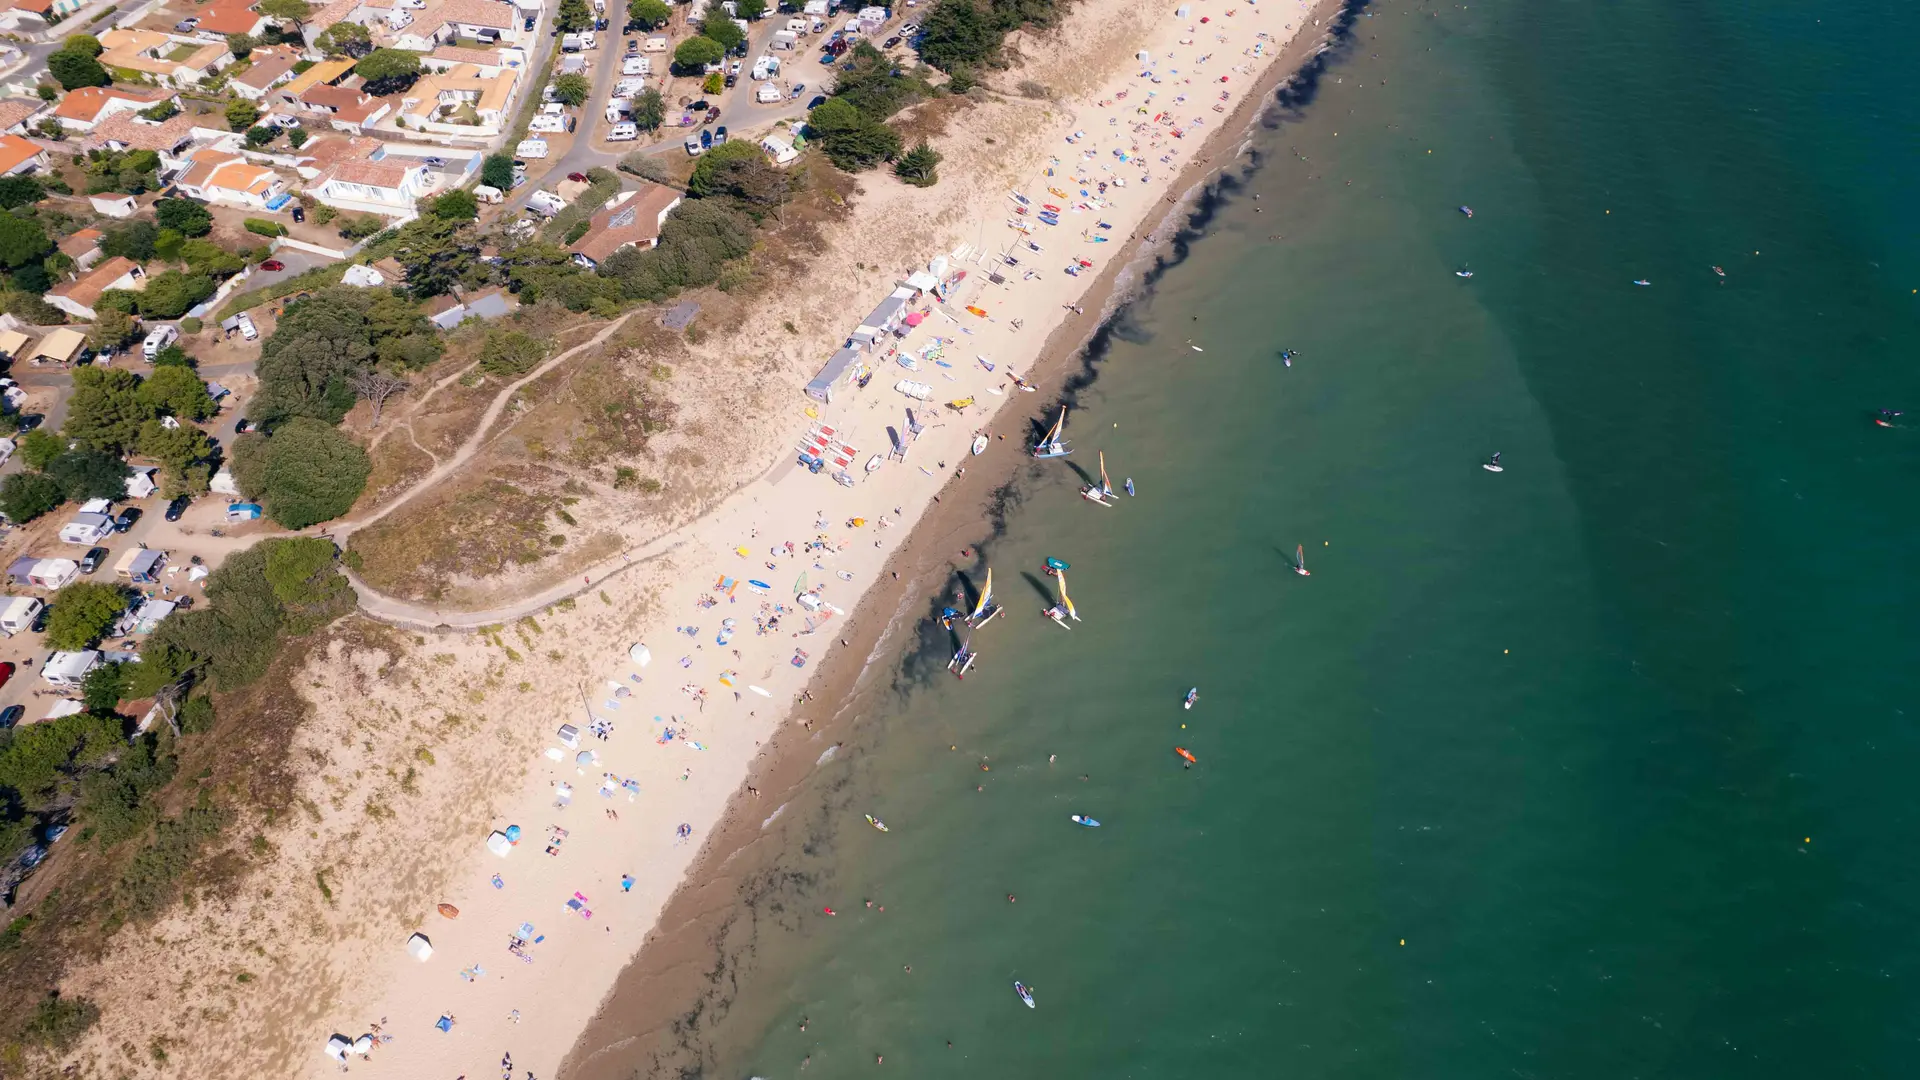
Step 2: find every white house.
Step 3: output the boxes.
[567,184,682,268]
[50,86,181,133]
[48,257,146,321]
[98,28,234,88]
[392,0,524,51]
[304,141,476,216]
[175,150,289,210]
[0,134,49,177]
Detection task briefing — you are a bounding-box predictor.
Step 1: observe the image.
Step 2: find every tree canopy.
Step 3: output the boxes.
[427,188,478,221]
[627,0,670,28]
[0,472,63,523]
[0,211,52,269]
[552,73,591,106]
[45,448,131,502]
[65,368,149,455]
[47,48,109,91]
[354,48,420,93]
[556,0,591,30]
[240,418,370,529]
[136,365,217,421]
[224,98,260,132]
[672,35,725,73]
[252,289,377,426]
[700,16,744,51]
[43,582,129,652]
[154,198,213,237]
[481,153,516,190]
[137,271,216,319]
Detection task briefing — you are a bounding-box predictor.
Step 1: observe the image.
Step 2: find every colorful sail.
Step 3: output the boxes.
[969,568,994,620]
[1098,451,1114,497]
[1059,571,1078,621]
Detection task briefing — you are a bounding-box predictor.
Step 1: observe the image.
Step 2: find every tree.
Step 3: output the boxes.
[61,33,102,56]
[673,36,725,73]
[46,448,131,501]
[390,214,475,299]
[180,239,243,279]
[43,581,130,652]
[288,128,308,149]
[223,98,260,132]
[556,0,591,30]
[627,0,669,29]
[47,49,110,91]
[264,537,340,605]
[0,472,64,522]
[140,99,178,121]
[894,140,942,186]
[807,99,902,171]
[348,368,408,427]
[257,0,313,33]
[552,73,591,106]
[136,271,215,319]
[0,176,43,210]
[17,429,64,471]
[317,20,371,56]
[481,153,515,190]
[700,16,744,51]
[137,365,217,420]
[916,0,1004,72]
[154,198,213,237]
[151,345,194,368]
[252,289,375,425]
[354,48,420,94]
[478,330,547,377]
[254,418,370,529]
[88,309,135,353]
[245,124,278,147]
[424,188,477,222]
[736,0,765,17]
[64,368,151,455]
[138,419,213,474]
[226,32,257,59]
[0,211,52,269]
[688,139,787,206]
[99,220,157,262]
[632,87,666,132]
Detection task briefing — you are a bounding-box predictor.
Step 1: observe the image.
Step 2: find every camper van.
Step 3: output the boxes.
[141,324,178,359]
[607,122,639,142]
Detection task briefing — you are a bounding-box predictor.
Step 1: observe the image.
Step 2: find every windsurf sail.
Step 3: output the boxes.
[1098,451,1114,498]
[1059,570,1079,621]
[969,568,994,620]
[1033,407,1071,458]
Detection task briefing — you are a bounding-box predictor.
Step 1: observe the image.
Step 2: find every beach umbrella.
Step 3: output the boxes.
[629,643,652,667]
[575,751,595,767]
[718,671,737,687]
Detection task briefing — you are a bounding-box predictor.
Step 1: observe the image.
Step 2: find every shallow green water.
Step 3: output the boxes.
[622,0,1920,1075]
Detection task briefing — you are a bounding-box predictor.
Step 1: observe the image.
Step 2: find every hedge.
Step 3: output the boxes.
[243,218,286,238]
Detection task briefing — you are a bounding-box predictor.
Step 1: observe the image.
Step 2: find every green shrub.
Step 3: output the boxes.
[243,218,286,238]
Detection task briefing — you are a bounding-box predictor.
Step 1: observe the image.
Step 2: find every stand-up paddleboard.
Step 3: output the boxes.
[1070,815,1101,827]
[972,434,989,455]
[1482,451,1504,473]
[865,815,888,833]
[1183,687,1198,710]
[1014,982,1036,1009]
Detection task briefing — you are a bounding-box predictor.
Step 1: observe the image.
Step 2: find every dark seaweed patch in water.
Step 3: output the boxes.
[626,5,1373,1078]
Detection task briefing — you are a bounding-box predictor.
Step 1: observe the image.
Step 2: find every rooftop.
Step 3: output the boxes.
[0,100,42,132]
[49,256,144,311]
[85,111,197,153]
[283,58,356,97]
[51,85,172,123]
[569,183,681,263]
[0,133,43,174]
[194,0,263,34]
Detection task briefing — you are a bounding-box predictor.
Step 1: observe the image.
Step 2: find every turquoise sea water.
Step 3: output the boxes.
[588,0,1920,1075]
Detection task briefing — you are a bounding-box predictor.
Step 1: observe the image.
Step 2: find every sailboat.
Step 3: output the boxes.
[1032,406,1072,459]
[964,568,1002,628]
[1293,544,1311,577]
[1043,571,1078,627]
[1080,451,1116,505]
[949,636,977,678]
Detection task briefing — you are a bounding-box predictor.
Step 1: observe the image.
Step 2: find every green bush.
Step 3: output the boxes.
[243,218,287,238]
[249,418,370,529]
[180,315,203,334]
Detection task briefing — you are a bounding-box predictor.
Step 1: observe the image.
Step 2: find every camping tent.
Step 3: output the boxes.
[324,1036,351,1062]
[486,831,512,856]
[406,933,433,960]
[558,724,580,748]
[629,642,651,666]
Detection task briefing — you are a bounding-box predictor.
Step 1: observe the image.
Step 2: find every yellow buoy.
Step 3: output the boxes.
[1399,939,1406,946]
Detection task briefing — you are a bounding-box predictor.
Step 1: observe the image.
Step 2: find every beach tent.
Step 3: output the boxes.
[352,1035,374,1055]
[629,642,652,667]
[324,1036,351,1062]
[406,933,433,961]
[575,750,595,767]
[486,831,513,857]
[558,724,581,748]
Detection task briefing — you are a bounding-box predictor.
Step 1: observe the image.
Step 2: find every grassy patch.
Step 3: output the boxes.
[347,477,569,602]
[215,263,348,321]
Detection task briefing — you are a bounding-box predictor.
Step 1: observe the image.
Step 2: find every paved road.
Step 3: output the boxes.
[243,248,333,292]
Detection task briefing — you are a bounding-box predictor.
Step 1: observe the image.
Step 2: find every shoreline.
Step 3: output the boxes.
[556,0,1364,1074]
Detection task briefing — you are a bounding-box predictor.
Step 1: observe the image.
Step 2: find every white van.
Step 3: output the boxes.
[141,324,178,359]
[607,122,639,141]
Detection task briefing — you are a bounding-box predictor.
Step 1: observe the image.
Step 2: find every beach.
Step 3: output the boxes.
[50,2,1340,1076]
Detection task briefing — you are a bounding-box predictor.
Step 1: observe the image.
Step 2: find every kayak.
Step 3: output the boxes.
[1014,981,1036,1009]
[1175,747,1198,765]
[966,306,988,317]
[865,814,888,832]
[1183,687,1198,710]
[1070,814,1101,827]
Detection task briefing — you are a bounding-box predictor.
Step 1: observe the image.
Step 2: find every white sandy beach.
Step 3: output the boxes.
[52,1,1330,1076]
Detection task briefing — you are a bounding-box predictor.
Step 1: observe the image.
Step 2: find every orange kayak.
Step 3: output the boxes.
[966,305,988,317]
[1174,747,1197,764]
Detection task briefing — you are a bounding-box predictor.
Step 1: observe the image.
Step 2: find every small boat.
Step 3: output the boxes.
[1183,687,1198,710]
[972,434,989,455]
[1043,571,1078,626]
[1189,344,1204,352]
[965,568,1002,628]
[1124,477,1135,496]
[949,637,977,678]
[1032,406,1072,459]
[1293,544,1311,577]
[1712,265,1725,277]
[1014,981,1036,1009]
[1070,815,1101,827]
[1482,451,1503,473]
[865,454,883,473]
[1043,556,1069,575]
[1175,747,1198,765]
[1455,270,1474,278]
[1458,206,1473,218]
[865,815,888,833]
[1632,279,1651,287]
[966,305,989,317]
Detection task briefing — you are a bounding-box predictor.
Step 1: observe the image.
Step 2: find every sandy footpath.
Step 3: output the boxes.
[50,1,1336,1077]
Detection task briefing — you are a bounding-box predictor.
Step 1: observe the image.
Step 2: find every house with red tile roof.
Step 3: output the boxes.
[48,257,147,321]
[0,134,48,177]
[568,185,683,268]
[230,45,304,100]
[193,0,267,36]
[175,150,288,210]
[50,86,178,132]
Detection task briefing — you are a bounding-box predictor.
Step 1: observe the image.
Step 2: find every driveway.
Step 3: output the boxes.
[244,248,334,292]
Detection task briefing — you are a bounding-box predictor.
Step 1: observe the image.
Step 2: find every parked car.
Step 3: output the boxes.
[883,35,901,47]
[595,16,608,30]
[0,705,22,730]
[700,127,713,149]
[0,661,14,689]
[80,546,108,574]
[724,73,737,87]
[114,508,141,533]
[31,605,49,633]
[705,106,721,123]
[900,22,919,34]
[525,15,535,29]
[627,38,639,53]
[260,259,285,272]
[714,126,728,144]
[165,495,191,522]
[290,204,305,223]
[684,135,704,156]
[568,171,588,181]
[235,417,257,434]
